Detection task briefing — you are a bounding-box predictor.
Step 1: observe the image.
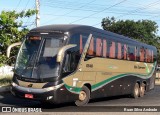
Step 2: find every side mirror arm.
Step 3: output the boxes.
[57,44,77,62]
[7,42,22,58]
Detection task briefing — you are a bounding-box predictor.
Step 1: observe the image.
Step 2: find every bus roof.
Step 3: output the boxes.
[30,24,91,33]
[30,24,156,49]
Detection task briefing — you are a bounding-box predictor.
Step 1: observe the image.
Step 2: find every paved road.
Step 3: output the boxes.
[1,86,160,112]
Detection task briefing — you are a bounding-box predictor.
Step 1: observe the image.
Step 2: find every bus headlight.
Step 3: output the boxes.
[47,96,53,100]
[43,83,64,91]
[12,82,18,87]
[44,87,55,91]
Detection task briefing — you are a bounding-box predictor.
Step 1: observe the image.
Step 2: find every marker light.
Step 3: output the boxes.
[29,36,41,40]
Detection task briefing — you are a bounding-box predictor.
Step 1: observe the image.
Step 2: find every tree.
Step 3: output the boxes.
[0,10,36,66]
[102,17,159,42]
[102,17,160,62]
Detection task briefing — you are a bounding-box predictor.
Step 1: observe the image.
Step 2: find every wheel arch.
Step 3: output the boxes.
[83,83,91,92]
[142,81,147,90]
[136,80,141,87]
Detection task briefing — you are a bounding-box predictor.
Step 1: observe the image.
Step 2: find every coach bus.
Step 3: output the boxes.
[9,24,157,106]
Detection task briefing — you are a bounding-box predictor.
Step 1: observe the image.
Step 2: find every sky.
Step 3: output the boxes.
[1,0,160,35]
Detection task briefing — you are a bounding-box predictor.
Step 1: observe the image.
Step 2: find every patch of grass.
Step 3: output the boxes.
[0,75,13,86]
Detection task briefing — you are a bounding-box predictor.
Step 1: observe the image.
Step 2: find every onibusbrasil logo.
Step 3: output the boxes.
[1,107,42,112]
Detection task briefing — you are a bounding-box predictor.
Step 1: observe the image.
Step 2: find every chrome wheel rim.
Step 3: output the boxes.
[79,91,86,101]
[135,87,139,96]
[140,86,145,94]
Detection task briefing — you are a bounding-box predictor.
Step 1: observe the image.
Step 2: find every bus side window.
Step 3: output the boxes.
[128,45,135,61]
[70,34,88,55]
[103,39,107,57]
[151,50,154,62]
[109,41,115,58]
[147,49,151,62]
[135,47,137,61]
[107,40,110,58]
[136,47,140,61]
[140,47,145,62]
[117,42,122,59]
[96,38,102,57]
[87,37,94,56]
[149,49,153,63]
[63,33,89,73]
[63,53,71,72]
[79,34,88,54]
[121,44,124,59]
[147,49,153,63]
[124,44,127,60]
[63,50,80,73]
[145,48,148,62]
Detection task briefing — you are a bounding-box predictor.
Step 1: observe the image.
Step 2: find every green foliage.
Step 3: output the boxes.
[101,17,160,63]
[0,10,36,66]
[0,75,12,86]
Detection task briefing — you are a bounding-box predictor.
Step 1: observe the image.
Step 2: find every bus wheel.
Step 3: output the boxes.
[131,83,140,99]
[75,86,90,106]
[140,83,145,97]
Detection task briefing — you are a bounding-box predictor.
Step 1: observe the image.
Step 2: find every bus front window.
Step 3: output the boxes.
[37,38,64,78]
[15,37,41,77]
[15,35,65,79]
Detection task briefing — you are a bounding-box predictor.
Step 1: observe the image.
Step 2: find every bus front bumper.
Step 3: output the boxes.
[10,82,78,104]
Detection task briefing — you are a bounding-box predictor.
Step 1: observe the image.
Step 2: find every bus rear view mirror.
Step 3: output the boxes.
[7,42,22,58]
[57,44,77,62]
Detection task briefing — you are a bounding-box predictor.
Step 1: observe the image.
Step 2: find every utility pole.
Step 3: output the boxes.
[35,0,40,27]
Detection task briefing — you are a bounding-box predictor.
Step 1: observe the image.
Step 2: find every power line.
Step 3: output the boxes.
[43,4,159,16]
[42,12,155,19]
[148,15,160,20]
[116,0,160,19]
[45,0,104,8]
[24,4,35,28]
[23,0,31,27]
[24,22,35,28]
[43,0,160,17]
[42,0,160,25]
[41,0,160,30]
[24,0,31,10]
[147,3,160,20]
[42,0,97,25]
[92,0,160,27]
[44,0,140,10]
[15,0,22,11]
[69,0,127,24]
[43,0,143,14]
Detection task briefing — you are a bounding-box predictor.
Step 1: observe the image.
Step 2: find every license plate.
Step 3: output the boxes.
[25,94,33,99]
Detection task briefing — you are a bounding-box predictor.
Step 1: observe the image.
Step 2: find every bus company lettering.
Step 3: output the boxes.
[134,65,145,69]
[86,64,93,68]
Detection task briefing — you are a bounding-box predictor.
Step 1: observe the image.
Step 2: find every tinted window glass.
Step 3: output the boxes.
[109,41,115,58]
[128,45,135,61]
[69,34,88,54]
[117,42,122,59]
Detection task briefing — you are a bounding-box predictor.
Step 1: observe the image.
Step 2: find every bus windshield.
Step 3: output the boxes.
[15,35,65,79]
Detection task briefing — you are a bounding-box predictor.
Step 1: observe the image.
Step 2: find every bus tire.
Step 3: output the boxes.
[140,83,145,97]
[75,86,90,106]
[131,83,140,99]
